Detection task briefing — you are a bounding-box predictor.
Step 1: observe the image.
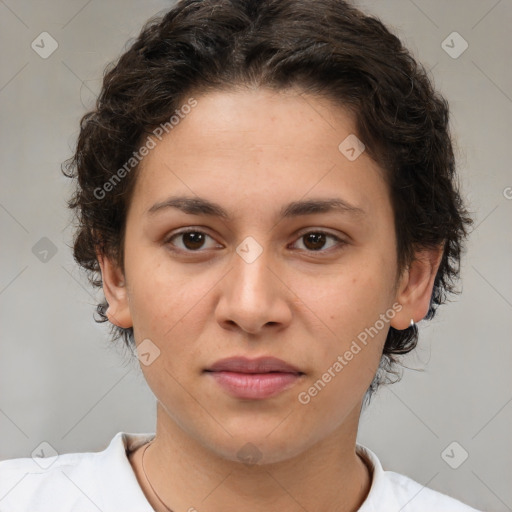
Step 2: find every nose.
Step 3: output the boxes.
[215,247,293,336]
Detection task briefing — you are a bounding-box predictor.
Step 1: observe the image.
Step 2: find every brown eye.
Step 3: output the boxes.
[292,231,345,253]
[181,232,206,250]
[166,230,219,252]
[303,232,327,251]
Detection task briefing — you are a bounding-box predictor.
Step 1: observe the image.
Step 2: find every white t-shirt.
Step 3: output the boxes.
[0,432,480,511]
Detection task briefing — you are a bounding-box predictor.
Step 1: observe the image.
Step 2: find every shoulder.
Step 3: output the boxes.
[0,432,155,512]
[382,469,480,511]
[356,444,482,512]
[0,449,97,511]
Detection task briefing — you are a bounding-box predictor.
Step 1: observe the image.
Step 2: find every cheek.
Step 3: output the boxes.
[296,256,395,334]
[290,252,396,388]
[292,270,391,425]
[125,247,194,340]
[126,248,225,377]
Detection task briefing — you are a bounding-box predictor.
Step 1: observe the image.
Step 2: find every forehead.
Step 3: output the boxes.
[130,87,389,221]
[167,87,358,152]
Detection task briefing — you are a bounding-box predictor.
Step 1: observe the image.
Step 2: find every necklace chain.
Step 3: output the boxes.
[141,441,175,512]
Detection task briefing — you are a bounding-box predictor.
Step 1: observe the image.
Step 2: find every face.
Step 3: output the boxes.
[101,87,438,464]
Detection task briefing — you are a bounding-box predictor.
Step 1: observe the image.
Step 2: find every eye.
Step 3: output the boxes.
[165,229,221,252]
[164,228,347,254]
[291,231,346,252]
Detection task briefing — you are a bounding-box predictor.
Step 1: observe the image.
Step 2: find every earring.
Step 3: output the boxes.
[410,318,415,328]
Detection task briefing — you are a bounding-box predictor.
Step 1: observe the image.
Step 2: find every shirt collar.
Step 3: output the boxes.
[96,431,156,511]
[356,443,401,511]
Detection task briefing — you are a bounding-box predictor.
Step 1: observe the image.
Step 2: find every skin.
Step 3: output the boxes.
[99,87,443,512]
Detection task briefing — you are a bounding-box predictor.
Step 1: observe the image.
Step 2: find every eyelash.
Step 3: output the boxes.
[164,228,347,255]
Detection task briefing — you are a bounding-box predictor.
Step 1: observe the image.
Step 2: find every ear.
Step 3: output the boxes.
[97,252,133,329]
[390,244,444,330]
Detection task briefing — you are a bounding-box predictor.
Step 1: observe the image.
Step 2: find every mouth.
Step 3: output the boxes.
[204,356,305,400]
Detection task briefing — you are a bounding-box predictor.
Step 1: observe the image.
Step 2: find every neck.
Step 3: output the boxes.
[130,402,371,512]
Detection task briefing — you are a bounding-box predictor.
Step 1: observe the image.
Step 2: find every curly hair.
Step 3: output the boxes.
[63,0,473,395]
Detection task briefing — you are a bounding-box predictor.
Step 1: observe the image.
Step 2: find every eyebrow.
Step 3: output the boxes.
[147,195,366,220]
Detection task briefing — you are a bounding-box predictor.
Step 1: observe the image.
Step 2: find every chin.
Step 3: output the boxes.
[201,429,315,466]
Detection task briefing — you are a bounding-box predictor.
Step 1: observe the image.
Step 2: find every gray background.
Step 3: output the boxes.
[0,1,511,510]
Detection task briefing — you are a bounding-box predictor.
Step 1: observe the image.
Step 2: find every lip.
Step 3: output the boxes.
[205,357,305,400]
[206,356,303,374]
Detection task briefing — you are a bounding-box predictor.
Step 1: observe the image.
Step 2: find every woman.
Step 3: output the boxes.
[0,0,478,510]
